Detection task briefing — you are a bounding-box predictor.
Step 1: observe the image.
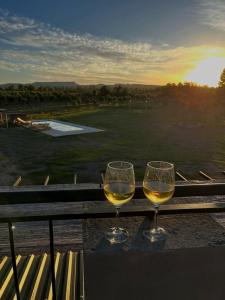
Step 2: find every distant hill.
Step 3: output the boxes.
[115,84,161,89]
[32,82,79,88]
[82,83,162,89]
[0,83,23,88]
[0,82,79,88]
[0,82,161,89]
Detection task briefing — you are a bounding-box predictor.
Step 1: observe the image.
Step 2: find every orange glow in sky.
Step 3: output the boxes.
[185,56,225,87]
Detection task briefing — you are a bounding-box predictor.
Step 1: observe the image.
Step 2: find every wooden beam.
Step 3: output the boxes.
[1,181,225,205]
[101,173,105,184]
[43,176,50,186]
[30,253,48,299]
[199,171,213,180]
[13,176,22,187]
[0,255,22,298]
[0,256,8,272]
[2,201,225,223]
[176,171,188,181]
[12,255,35,300]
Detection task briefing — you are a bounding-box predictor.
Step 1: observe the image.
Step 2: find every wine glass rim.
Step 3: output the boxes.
[147,161,174,170]
[107,161,134,170]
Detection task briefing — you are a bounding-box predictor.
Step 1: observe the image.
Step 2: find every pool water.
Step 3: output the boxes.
[33,120,83,132]
[32,120,103,137]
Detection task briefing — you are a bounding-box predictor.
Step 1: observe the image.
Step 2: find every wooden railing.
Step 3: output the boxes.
[1,180,225,299]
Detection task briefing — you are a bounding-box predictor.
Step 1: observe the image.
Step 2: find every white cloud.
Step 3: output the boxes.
[0,8,225,84]
[0,9,38,33]
[198,0,225,31]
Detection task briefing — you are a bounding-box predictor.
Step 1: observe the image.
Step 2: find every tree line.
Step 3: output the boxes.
[0,69,225,110]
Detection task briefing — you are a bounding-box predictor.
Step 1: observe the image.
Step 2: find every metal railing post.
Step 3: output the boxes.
[8,221,20,300]
[49,219,57,300]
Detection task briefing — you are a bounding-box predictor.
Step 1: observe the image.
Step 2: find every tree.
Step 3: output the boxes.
[219,68,225,87]
[113,85,127,98]
[98,85,110,99]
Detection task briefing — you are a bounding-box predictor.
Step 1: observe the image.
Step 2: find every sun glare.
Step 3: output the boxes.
[185,57,225,87]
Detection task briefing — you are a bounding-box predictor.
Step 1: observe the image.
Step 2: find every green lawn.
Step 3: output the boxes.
[0,105,224,184]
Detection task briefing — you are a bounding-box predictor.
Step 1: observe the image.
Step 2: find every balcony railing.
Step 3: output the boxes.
[1,180,225,299]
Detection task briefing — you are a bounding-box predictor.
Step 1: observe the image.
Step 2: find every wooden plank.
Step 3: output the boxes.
[176,171,188,181]
[0,252,79,300]
[79,251,85,300]
[2,200,225,223]
[0,256,8,272]
[0,184,101,205]
[73,252,79,300]
[0,255,21,299]
[65,251,73,300]
[13,176,22,187]
[47,252,60,300]
[1,181,225,205]
[12,254,35,300]
[30,253,48,300]
[44,176,50,186]
[74,174,77,185]
[199,171,213,180]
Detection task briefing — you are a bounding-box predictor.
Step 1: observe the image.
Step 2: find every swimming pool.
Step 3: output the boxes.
[32,120,103,137]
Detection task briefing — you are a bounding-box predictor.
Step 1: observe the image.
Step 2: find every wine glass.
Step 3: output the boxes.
[143,161,175,242]
[104,161,135,244]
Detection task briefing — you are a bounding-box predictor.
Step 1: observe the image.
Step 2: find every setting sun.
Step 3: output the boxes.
[185,57,225,87]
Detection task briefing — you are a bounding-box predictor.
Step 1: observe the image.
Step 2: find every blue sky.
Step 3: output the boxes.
[0,0,198,43]
[0,0,225,84]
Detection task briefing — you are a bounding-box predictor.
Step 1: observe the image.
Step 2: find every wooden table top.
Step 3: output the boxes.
[84,246,225,300]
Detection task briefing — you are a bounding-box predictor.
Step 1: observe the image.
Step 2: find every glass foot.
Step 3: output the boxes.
[143,227,167,242]
[105,227,129,244]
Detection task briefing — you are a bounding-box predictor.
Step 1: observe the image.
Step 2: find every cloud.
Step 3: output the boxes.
[197,0,225,32]
[0,9,38,33]
[0,8,225,84]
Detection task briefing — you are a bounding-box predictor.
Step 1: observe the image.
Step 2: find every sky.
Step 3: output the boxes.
[0,0,225,85]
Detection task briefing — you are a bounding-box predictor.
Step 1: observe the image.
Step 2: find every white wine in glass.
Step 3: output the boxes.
[104,182,134,206]
[104,161,135,244]
[143,182,174,205]
[143,161,175,242]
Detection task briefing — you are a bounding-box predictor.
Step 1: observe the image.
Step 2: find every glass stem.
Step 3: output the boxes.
[115,207,120,230]
[116,207,120,218]
[154,205,159,231]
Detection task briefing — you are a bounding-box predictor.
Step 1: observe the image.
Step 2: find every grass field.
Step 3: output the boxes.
[0,105,224,185]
